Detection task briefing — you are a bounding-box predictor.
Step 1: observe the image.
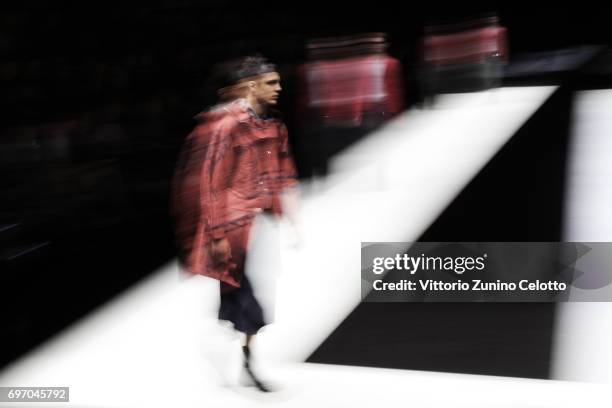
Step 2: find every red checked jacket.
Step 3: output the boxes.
[297,54,404,127]
[172,99,298,287]
[423,25,508,66]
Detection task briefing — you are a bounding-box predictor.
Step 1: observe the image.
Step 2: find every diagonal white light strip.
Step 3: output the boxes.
[0,87,570,408]
[259,86,558,363]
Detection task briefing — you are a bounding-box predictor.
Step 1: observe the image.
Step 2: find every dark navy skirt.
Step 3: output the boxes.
[218,276,266,335]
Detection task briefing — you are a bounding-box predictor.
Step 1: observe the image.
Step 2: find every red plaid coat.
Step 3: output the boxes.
[172,99,298,288]
[423,25,508,66]
[297,54,404,127]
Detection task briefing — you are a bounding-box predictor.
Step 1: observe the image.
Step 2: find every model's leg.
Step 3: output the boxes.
[241,334,270,392]
[218,226,273,392]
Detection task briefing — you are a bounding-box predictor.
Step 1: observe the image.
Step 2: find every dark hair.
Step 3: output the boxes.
[208,54,277,100]
[230,54,277,83]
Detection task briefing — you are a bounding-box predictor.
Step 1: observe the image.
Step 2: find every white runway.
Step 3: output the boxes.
[4,87,606,407]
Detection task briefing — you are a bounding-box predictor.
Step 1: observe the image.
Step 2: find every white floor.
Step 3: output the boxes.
[4,87,605,408]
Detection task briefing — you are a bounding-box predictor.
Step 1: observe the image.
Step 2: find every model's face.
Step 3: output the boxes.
[252,72,282,106]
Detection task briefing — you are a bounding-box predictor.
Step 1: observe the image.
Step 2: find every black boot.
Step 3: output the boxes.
[242,345,271,392]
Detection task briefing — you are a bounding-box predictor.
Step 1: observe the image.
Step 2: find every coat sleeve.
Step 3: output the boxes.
[277,123,298,190]
[199,117,237,240]
[271,123,299,216]
[384,57,405,116]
